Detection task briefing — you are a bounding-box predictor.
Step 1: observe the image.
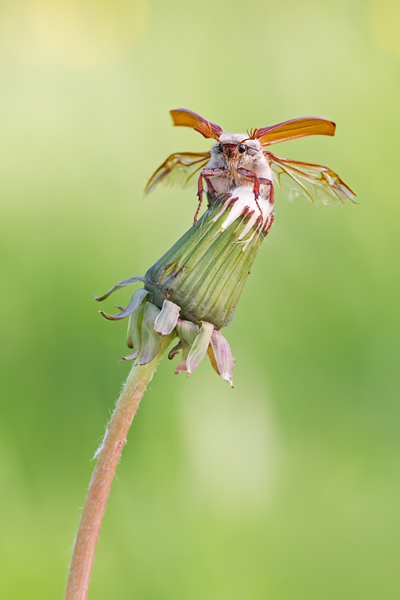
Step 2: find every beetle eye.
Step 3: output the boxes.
[218,143,224,152]
[238,144,246,153]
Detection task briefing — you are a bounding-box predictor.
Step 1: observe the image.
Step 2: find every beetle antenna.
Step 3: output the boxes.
[246,127,259,140]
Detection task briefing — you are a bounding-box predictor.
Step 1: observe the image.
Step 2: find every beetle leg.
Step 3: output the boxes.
[193,195,203,227]
[195,174,205,225]
[204,177,216,205]
[195,168,228,226]
[264,212,274,235]
[236,169,274,214]
[236,168,262,214]
[259,177,274,205]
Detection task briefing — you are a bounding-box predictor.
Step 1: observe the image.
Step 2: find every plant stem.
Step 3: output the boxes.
[65,336,173,600]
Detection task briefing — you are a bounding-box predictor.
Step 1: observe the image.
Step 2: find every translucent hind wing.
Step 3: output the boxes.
[145,151,211,194]
[266,152,356,205]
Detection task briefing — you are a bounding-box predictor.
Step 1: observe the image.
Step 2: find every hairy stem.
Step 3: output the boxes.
[65,336,173,600]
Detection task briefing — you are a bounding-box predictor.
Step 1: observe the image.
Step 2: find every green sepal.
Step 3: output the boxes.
[175,319,199,374]
[154,300,180,336]
[186,321,214,375]
[100,288,149,321]
[126,302,146,360]
[138,303,162,365]
[209,330,235,387]
[94,276,145,302]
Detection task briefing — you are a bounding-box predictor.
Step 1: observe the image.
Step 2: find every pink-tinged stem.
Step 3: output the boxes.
[65,335,173,600]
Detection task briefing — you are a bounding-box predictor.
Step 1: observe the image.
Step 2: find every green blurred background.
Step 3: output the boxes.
[1,0,400,598]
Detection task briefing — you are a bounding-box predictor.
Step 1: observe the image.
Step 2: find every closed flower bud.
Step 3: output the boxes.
[94,186,274,386]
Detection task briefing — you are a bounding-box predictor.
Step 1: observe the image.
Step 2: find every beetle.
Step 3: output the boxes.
[145,108,356,225]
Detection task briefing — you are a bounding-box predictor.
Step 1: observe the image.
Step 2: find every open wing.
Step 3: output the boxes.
[266,152,356,205]
[170,109,225,140]
[145,151,211,194]
[255,117,335,146]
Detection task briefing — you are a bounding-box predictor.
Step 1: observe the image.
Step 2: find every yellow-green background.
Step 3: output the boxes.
[1,0,399,598]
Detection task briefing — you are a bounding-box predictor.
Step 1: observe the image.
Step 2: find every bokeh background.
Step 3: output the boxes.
[1,0,400,598]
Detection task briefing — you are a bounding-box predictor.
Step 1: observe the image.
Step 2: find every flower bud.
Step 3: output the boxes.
[144,188,273,329]
[94,186,274,386]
